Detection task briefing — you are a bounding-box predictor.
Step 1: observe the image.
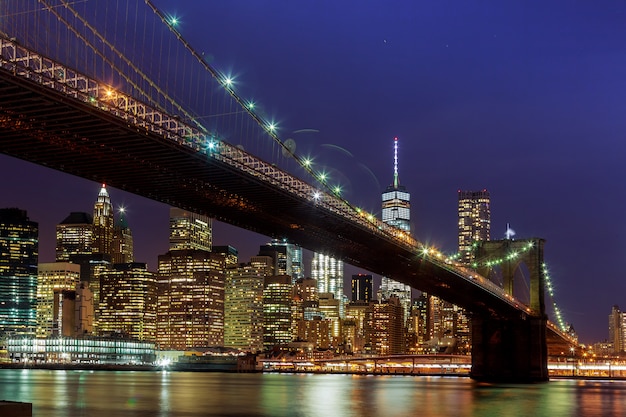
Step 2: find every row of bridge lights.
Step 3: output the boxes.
[164,13,351,203]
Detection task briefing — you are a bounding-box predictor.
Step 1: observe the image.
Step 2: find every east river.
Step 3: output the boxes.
[2,370,626,417]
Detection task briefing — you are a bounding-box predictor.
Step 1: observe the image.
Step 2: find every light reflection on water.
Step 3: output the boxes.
[1,370,626,416]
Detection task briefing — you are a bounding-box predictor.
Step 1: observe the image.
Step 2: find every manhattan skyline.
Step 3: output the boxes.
[2,0,626,344]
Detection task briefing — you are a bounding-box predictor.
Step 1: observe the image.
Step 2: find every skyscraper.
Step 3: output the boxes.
[381,137,411,232]
[380,137,412,320]
[99,262,156,341]
[262,275,293,350]
[224,261,266,352]
[609,305,623,353]
[169,208,212,252]
[311,253,344,302]
[157,249,226,349]
[55,212,93,261]
[36,262,80,338]
[0,208,38,337]
[372,296,405,355]
[92,184,114,256]
[258,239,303,283]
[351,274,372,302]
[458,189,491,263]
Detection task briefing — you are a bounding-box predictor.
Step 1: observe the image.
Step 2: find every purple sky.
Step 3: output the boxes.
[2,0,626,343]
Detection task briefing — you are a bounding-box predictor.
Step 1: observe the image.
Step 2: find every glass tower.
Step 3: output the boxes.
[0,208,38,337]
[380,137,412,319]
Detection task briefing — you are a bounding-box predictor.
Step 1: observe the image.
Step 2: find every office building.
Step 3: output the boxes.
[35,262,81,338]
[311,253,344,306]
[292,277,320,322]
[98,262,156,341]
[169,208,212,251]
[212,245,239,267]
[224,261,266,352]
[262,275,293,350]
[372,296,405,355]
[55,212,93,261]
[351,274,372,302]
[609,305,623,353]
[458,189,491,263]
[258,239,303,283]
[157,249,225,349]
[319,292,342,345]
[380,137,412,318]
[345,301,373,354]
[0,208,38,337]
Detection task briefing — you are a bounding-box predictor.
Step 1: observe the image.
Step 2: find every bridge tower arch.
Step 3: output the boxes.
[470,238,548,382]
[474,238,546,314]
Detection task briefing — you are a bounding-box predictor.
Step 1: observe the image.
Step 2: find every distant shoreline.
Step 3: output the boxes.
[1,363,625,381]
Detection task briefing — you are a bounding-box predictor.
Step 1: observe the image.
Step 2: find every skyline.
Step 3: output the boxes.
[2,0,626,344]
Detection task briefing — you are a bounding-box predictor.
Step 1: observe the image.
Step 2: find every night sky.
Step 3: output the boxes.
[2,0,626,344]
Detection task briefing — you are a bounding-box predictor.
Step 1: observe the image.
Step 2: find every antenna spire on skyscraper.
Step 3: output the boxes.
[393,137,399,189]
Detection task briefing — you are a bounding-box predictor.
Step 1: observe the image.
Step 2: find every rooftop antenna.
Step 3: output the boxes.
[393,137,399,188]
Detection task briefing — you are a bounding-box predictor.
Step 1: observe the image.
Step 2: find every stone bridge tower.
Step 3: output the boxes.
[470,238,548,382]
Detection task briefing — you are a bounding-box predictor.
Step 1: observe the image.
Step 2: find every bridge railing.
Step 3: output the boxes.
[1,36,535,316]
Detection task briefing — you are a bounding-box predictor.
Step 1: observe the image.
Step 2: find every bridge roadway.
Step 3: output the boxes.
[0,37,530,320]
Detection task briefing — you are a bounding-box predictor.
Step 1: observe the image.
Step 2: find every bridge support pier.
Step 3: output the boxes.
[470,314,548,383]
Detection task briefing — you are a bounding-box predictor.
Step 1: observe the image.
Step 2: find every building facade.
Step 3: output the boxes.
[458,189,491,263]
[35,262,81,338]
[224,262,265,352]
[55,212,93,262]
[380,137,412,319]
[92,185,114,256]
[0,208,38,337]
[169,208,212,252]
[157,250,225,349]
[351,274,372,302]
[258,239,303,283]
[98,263,156,341]
[262,275,293,350]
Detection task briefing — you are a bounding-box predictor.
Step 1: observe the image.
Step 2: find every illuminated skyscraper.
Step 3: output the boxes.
[292,277,319,322]
[380,137,412,320]
[169,208,212,252]
[224,261,266,352]
[311,253,344,302]
[344,301,373,354]
[262,275,293,350]
[99,262,156,341]
[157,250,225,349]
[36,262,80,338]
[0,208,38,337]
[382,137,410,232]
[609,305,623,353]
[319,292,342,344]
[92,184,114,256]
[55,212,93,261]
[258,239,303,283]
[372,296,405,355]
[458,189,491,263]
